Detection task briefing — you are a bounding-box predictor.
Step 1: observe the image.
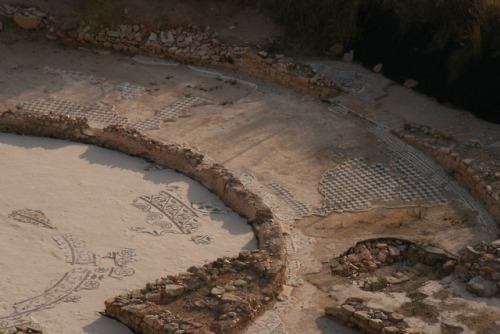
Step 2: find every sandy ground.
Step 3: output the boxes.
[0,39,499,334]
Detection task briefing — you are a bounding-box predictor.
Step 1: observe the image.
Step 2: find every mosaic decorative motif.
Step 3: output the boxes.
[130,96,213,131]
[132,188,230,236]
[132,190,201,235]
[53,235,101,266]
[85,102,128,126]
[316,157,447,216]
[20,97,128,127]
[21,97,85,116]
[191,235,214,245]
[9,209,54,229]
[369,126,496,232]
[0,234,136,331]
[118,82,145,100]
[267,184,310,217]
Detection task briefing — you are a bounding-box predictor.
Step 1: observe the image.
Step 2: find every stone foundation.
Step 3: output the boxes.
[325,297,419,334]
[396,123,500,226]
[0,4,338,100]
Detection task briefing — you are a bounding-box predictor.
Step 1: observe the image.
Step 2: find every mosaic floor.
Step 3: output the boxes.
[1,50,497,334]
[0,133,256,333]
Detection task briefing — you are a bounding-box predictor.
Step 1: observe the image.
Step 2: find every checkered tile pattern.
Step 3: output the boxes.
[368,125,495,232]
[396,159,447,204]
[267,183,310,217]
[315,156,447,216]
[20,98,128,127]
[157,96,212,122]
[129,96,213,131]
[21,97,85,116]
[118,82,145,100]
[129,118,162,131]
[85,102,128,125]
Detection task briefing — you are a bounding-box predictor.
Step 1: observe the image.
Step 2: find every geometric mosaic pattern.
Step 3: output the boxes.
[20,97,85,115]
[117,82,145,100]
[130,96,212,131]
[315,157,447,216]
[20,97,128,127]
[369,125,497,232]
[267,183,310,217]
[20,95,211,131]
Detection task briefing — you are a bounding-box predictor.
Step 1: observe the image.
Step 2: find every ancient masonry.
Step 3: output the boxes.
[0,111,286,333]
[369,126,496,232]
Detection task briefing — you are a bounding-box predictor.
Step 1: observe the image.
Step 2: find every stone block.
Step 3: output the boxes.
[382,326,400,334]
[325,306,349,322]
[13,14,41,30]
[466,275,498,297]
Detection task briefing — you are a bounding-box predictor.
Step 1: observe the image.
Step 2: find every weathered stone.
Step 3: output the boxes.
[377,252,387,263]
[388,245,401,257]
[404,79,419,88]
[106,30,120,38]
[353,310,371,321]
[341,304,356,316]
[368,318,384,329]
[466,276,498,297]
[382,326,400,334]
[13,14,41,30]
[233,279,247,287]
[325,306,349,322]
[145,293,160,302]
[365,302,384,311]
[148,32,158,41]
[389,312,405,322]
[221,293,242,302]
[329,43,344,56]
[347,253,362,263]
[210,286,225,296]
[373,63,383,73]
[257,51,268,58]
[163,284,185,298]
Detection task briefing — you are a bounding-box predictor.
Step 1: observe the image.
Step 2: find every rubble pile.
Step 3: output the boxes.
[325,298,420,334]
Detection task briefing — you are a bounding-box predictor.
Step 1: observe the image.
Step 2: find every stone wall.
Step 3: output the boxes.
[0,4,338,100]
[325,297,418,334]
[329,236,500,298]
[329,238,453,279]
[396,124,500,225]
[0,110,287,333]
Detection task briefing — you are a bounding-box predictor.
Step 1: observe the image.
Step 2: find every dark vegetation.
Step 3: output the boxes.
[240,0,500,123]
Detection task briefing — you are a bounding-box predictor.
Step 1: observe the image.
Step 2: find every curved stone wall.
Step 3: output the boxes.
[0,110,286,333]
